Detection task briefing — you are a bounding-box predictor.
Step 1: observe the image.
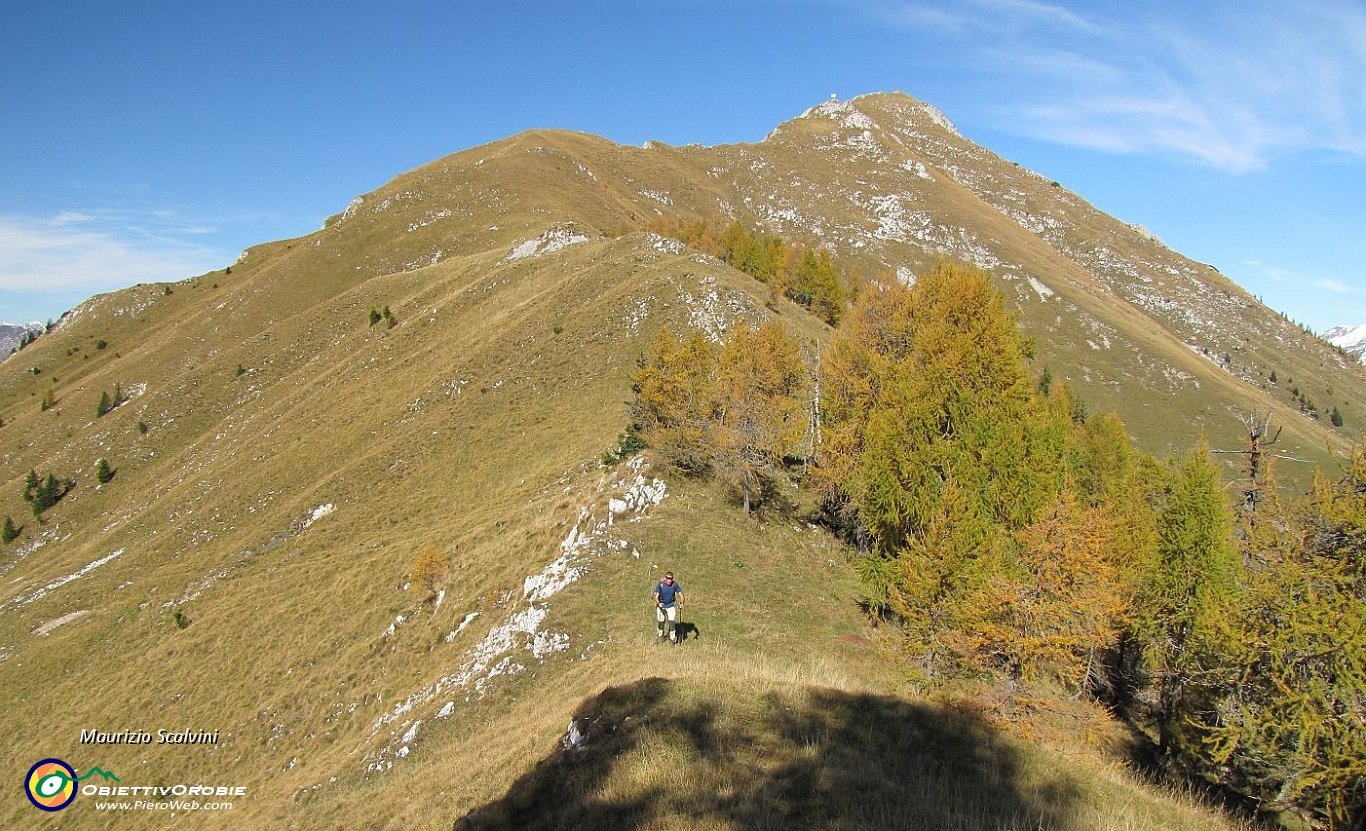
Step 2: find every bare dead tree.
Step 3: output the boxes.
[1213,411,1282,548]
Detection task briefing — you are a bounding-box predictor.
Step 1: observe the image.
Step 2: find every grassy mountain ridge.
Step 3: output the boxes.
[232,94,1362,471]
[294,91,1361,470]
[0,91,1345,828]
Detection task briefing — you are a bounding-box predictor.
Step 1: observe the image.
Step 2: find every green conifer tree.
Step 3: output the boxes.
[1136,440,1241,757]
[1189,451,1366,827]
[2,516,17,544]
[32,474,60,515]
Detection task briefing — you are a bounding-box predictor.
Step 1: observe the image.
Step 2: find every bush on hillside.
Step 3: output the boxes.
[411,546,448,601]
[601,423,646,467]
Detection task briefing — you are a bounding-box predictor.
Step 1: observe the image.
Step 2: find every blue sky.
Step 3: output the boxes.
[2,0,1364,331]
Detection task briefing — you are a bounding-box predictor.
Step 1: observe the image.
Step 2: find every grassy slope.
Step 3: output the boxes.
[0,114,1301,830]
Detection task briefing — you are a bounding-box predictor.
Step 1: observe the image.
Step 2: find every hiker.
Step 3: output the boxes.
[652,571,684,643]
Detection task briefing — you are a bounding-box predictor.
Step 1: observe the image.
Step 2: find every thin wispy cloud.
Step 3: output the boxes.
[871,0,1366,170]
[1236,260,1365,331]
[0,212,228,294]
[1244,260,1362,295]
[969,0,1096,32]
[1315,277,1359,294]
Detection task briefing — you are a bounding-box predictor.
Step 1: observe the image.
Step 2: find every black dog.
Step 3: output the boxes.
[672,620,699,643]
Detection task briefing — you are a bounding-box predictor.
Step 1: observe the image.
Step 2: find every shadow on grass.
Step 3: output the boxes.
[454,677,1082,830]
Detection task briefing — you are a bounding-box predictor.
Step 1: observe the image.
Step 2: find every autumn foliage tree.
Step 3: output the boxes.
[805,256,1361,824]
[633,321,808,513]
[817,261,1138,682]
[631,328,722,475]
[965,491,1127,686]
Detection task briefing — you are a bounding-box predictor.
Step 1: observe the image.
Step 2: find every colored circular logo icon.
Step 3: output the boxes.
[25,758,77,812]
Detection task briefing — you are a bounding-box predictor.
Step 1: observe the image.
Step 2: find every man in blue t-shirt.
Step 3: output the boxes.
[652,572,685,644]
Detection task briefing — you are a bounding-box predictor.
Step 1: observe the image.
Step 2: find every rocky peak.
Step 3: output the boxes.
[1325,323,1366,363]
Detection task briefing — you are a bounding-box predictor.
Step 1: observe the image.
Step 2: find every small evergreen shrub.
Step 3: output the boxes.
[28,473,72,521]
[96,383,123,418]
[601,424,647,467]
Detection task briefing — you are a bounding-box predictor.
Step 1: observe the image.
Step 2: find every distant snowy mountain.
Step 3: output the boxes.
[0,322,43,360]
[1324,323,1366,363]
